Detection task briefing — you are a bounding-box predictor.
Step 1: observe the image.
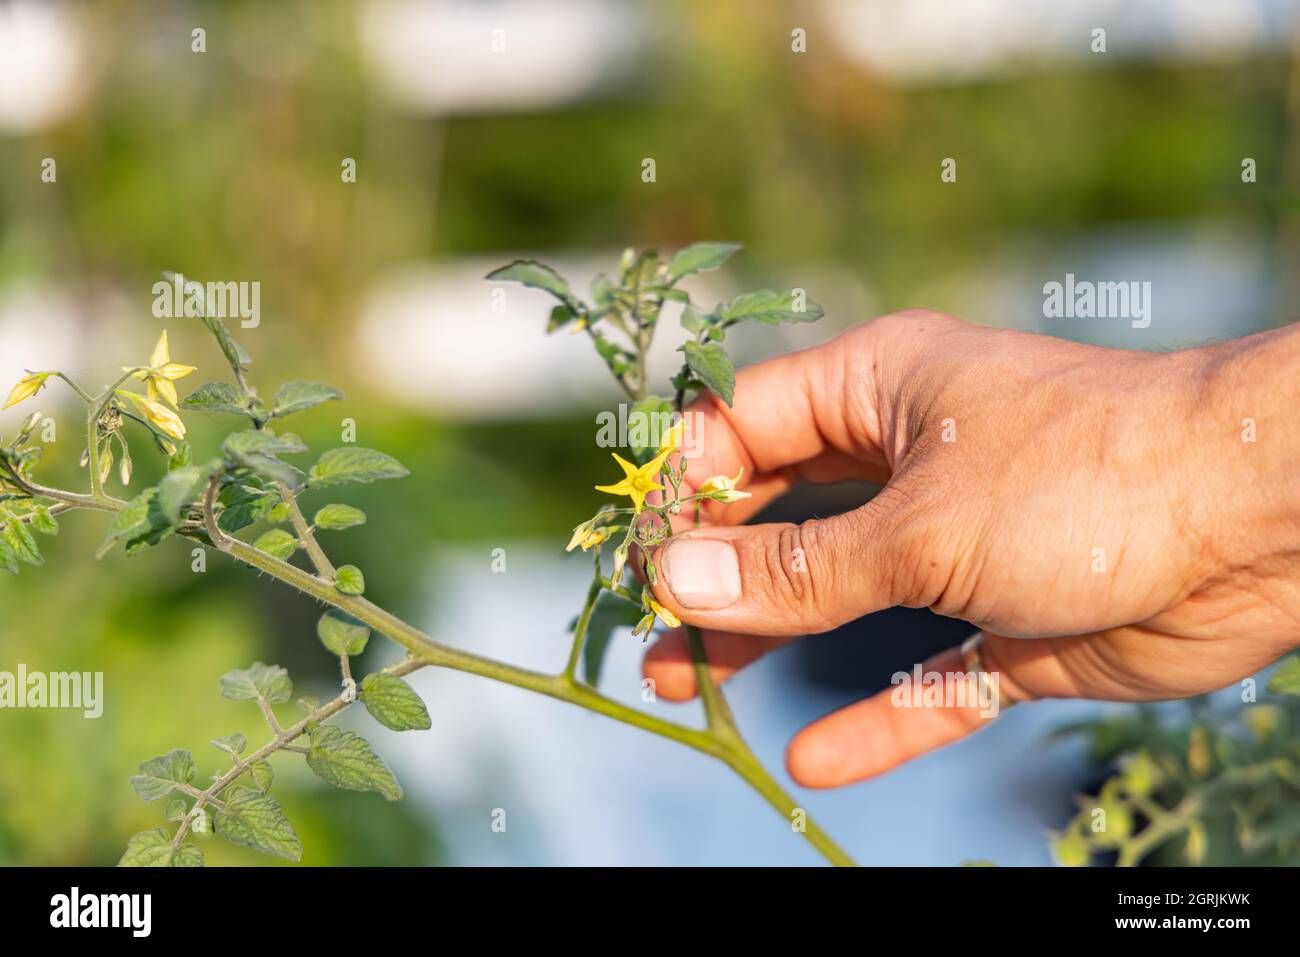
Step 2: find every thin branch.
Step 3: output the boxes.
[275,479,336,578]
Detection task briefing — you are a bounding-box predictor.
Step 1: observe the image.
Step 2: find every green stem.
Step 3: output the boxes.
[563,572,603,681]
[47,483,856,866]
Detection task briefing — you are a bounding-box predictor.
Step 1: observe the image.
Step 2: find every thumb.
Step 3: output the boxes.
[650,492,919,637]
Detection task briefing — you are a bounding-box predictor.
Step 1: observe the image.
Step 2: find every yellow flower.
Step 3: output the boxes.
[117,389,187,441]
[657,419,684,455]
[698,467,752,503]
[3,372,50,410]
[648,598,681,628]
[125,331,195,407]
[595,445,673,513]
[565,524,612,552]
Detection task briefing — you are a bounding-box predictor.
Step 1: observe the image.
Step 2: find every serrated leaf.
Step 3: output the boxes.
[486,260,580,311]
[155,462,217,524]
[306,725,403,800]
[680,340,736,406]
[253,528,299,561]
[220,662,293,704]
[679,304,712,335]
[213,786,302,861]
[0,537,17,575]
[30,506,58,536]
[578,593,645,687]
[718,289,824,325]
[314,503,366,531]
[665,242,741,284]
[1268,656,1300,696]
[180,381,253,416]
[164,798,189,822]
[361,673,431,731]
[211,732,247,757]
[335,564,365,595]
[217,479,277,533]
[308,447,409,488]
[221,429,306,488]
[130,749,196,802]
[118,828,203,867]
[317,609,371,657]
[247,759,273,792]
[273,380,343,418]
[2,519,41,565]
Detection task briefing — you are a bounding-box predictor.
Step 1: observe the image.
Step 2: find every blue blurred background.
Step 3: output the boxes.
[0,0,1297,865]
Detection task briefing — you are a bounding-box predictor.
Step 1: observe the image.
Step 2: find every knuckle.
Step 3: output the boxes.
[761,521,839,632]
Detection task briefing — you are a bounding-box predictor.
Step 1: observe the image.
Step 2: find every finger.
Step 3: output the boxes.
[669,322,897,525]
[650,478,926,637]
[642,627,796,701]
[787,635,1073,788]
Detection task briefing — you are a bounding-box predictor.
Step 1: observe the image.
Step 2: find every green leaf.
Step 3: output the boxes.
[665,242,741,284]
[2,519,41,565]
[164,271,253,374]
[314,503,366,531]
[30,506,58,536]
[211,732,247,757]
[679,304,713,335]
[247,759,274,792]
[164,798,189,822]
[486,260,581,311]
[217,479,277,533]
[0,537,16,575]
[306,725,403,800]
[546,304,577,333]
[578,593,645,687]
[118,828,203,867]
[130,749,196,802]
[718,288,824,325]
[627,396,673,460]
[679,340,736,406]
[335,564,365,595]
[308,447,409,488]
[220,662,293,704]
[1268,656,1300,696]
[155,462,216,524]
[317,609,371,657]
[273,380,343,418]
[222,429,307,488]
[213,786,302,861]
[180,381,253,416]
[361,673,431,731]
[253,528,300,561]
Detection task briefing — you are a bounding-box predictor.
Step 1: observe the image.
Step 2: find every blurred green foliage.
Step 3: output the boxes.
[0,0,1295,864]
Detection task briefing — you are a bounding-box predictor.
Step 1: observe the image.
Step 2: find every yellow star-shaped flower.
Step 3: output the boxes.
[125,331,195,408]
[2,371,50,410]
[116,389,187,441]
[595,445,673,513]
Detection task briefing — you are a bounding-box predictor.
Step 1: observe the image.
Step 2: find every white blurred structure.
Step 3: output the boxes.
[360,0,642,115]
[0,0,89,132]
[821,0,1300,83]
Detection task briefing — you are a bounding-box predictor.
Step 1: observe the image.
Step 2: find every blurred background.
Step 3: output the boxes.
[0,0,1297,865]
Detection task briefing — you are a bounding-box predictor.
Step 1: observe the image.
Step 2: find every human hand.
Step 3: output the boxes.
[645,310,1300,787]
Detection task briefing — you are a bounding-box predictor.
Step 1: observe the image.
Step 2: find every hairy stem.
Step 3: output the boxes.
[171,655,424,848]
[275,479,336,578]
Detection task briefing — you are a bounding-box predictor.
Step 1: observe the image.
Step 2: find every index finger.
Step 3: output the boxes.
[672,322,893,526]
